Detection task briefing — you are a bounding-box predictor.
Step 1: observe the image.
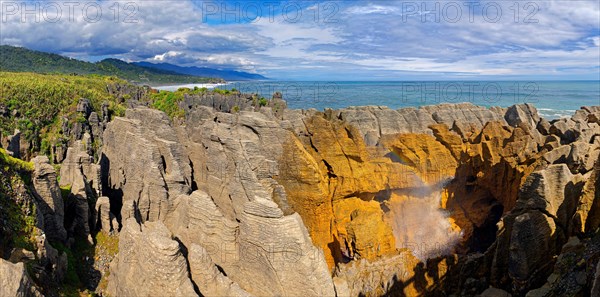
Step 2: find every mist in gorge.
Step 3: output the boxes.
[383,182,462,262]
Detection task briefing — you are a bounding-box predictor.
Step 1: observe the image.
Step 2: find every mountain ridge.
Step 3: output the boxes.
[0,45,264,84]
[133,61,268,81]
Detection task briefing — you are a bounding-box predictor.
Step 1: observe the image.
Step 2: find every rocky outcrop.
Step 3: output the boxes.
[0,258,42,297]
[489,164,586,293]
[526,235,600,297]
[59,133,102,195]
[31,233,68,286]
[165,190,335,296]
[337,103,505,146]
[103,106,335,296]
[95,197,115,233]
[332,198,395,261]
[94,100,600,297]
[107,219,198,297]
[571,157,600,235]
[188,244,252,297]
[182,92,287,116]
[2,129,21,158]
[101,107,193,222]
[31,156,67,242]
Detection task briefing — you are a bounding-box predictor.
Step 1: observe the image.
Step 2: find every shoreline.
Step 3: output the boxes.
[151,82,230,91]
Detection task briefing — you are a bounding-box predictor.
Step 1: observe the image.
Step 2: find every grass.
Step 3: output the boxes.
[0,72,134,160]
[150,86,209,118]
[0,148,34,171]
[0,154,37,253]
[52,231,119,297]
[95,231,119,256]
[94,231,119,296]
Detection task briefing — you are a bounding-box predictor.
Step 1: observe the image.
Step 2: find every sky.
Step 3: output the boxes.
[0,0,599,80]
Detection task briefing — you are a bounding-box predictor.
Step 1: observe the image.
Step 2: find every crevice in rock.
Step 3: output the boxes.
[173,237,202,296]
[471,202,503,252]
[189,159,199,192]
[100,153,123,229]
[159,155,167,174]
[322,160,337,178]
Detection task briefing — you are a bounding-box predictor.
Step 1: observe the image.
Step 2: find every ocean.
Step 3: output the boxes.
[207,81,600,119]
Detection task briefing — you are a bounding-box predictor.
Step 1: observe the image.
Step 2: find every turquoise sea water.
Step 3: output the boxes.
[215,81,600,119]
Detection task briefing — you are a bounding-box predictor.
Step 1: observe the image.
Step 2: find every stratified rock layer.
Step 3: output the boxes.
[95,100,600,297]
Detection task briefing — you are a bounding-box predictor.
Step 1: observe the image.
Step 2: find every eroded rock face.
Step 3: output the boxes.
[96,101,600,297]
[102,106,335,296]
[188,244,252,297]
[95,197,115,233]
[571,157,600,235]
[32,156,67,242]
[107,219,198,297]
[101,107,193,222]
[0,258,42,297]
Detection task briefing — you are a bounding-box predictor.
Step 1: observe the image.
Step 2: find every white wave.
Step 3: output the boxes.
[152,82,230,92]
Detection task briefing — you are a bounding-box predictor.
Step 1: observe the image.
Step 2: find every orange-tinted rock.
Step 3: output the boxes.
[277,114,422,267]
[429,124,464,160]
[379,133,458,185]
[333,198,396,260]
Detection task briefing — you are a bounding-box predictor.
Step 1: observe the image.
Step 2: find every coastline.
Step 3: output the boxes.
[152,82,231,91]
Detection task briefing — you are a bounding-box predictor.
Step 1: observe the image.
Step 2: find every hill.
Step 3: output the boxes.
[0,45,222,85]
[134,61,268,81]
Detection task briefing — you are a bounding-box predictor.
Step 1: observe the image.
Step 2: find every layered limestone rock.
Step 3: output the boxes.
[31,156,67,242]
[337,103,505,146]
[276,113,423,266]
[96,101,600,297]
[526,235,600,297]
[571,157,600,235]
[332,198,395,261]
[95,196,115,233]
[490,164,586,294]
[101,107,193,222]
[333,251,456,296]
[188,244,252,297]
[107,219,198,297]
[59,133,102,195]
[0,258,42,297]
[165,190,335,297]
[103,106,335,296]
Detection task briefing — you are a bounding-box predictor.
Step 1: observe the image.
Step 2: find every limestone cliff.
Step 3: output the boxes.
[5,94,598,297]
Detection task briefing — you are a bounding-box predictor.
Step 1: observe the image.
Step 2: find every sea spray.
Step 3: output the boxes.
[384,188,462,262]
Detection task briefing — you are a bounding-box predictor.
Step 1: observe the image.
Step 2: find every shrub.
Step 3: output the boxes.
[259,97,268,107]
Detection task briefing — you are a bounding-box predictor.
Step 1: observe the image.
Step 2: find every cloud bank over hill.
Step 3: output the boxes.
[1,0,598,80]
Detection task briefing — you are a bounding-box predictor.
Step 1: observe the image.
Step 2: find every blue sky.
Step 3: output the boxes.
[1,0,599,80]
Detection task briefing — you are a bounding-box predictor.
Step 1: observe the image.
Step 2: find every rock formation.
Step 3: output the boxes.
[95,100,600,296]
[31,156,67,242]
[107,219,198,297]
[6,90,599,297]
[0,258,42,297]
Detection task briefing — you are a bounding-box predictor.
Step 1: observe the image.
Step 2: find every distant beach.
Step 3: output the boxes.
[153,82,230,91]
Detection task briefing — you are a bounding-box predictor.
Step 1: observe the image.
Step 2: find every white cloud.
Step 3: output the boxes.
[0,0,598,79]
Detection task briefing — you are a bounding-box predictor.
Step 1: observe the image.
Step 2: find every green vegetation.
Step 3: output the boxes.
[60,185,72,202]
[52,231,119,297]
[0,72,132,158]
[259,97,268,107]
[0,152,37,254]
[0,45,222,85]
[213,88,232,95]
[95,231,119,258]
[150,87,208,119]
[52,238,99,297]
[0,148,34,171]
[95,232,119,295]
